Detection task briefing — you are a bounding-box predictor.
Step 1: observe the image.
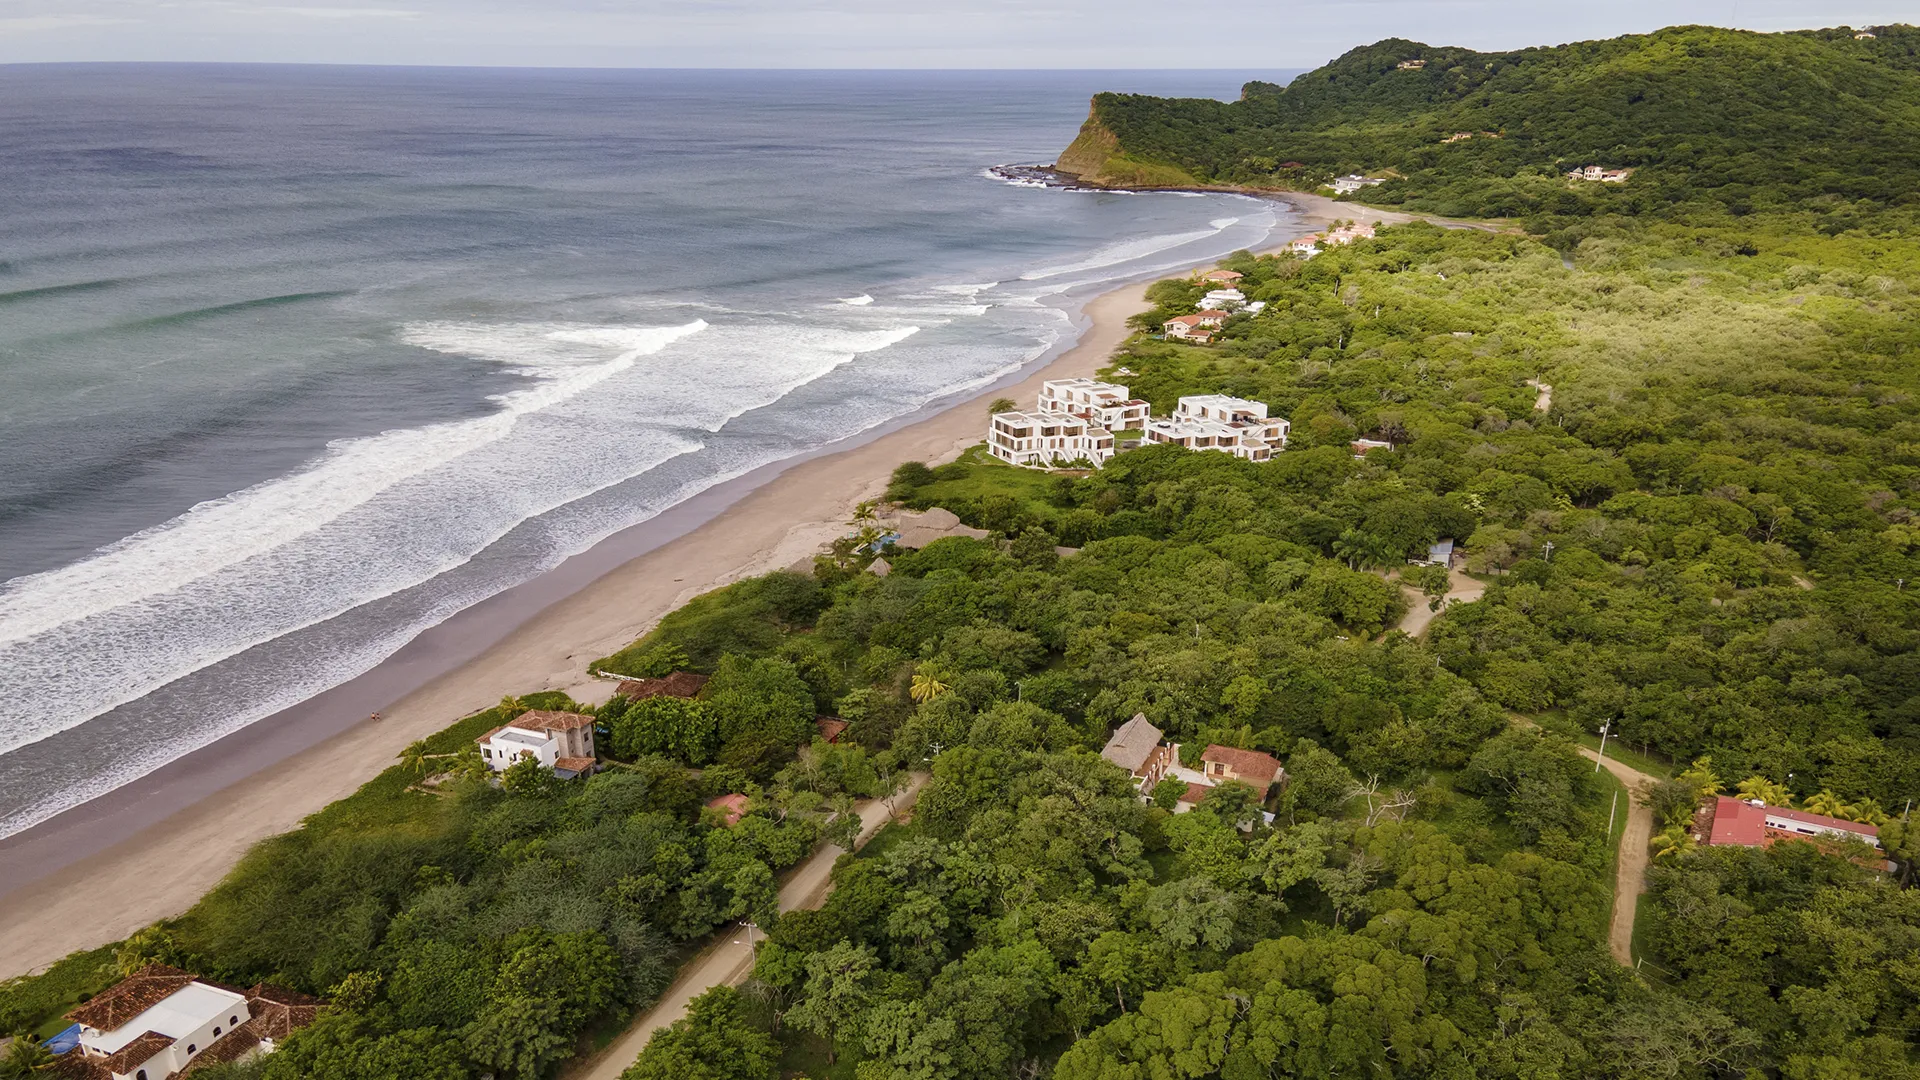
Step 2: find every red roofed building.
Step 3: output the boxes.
[1200,745,1285,795]
[706,793,751,827]
[476,709,597,778]
[55,966,324,1079]
[615,671,710,701]
[1700,796,1885,864]
[815,717,850,744]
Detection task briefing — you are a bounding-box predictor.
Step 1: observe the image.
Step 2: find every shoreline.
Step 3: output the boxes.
[0,277,1164,979]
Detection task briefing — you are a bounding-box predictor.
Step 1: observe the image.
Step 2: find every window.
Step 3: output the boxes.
[137,1072,147,1080]
[187,1044,197,1054]
[231,1016,239,1025]
[483,748,491,759]
[214,1026,222,1036]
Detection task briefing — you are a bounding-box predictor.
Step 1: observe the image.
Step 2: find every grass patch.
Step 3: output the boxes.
[0,944,117,1037]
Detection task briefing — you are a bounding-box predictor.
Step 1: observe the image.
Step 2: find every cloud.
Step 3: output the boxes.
[0,14,133,31]
[269,6,419,16]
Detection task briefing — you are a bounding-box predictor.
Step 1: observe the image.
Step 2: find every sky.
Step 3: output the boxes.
[0,0,1907,67]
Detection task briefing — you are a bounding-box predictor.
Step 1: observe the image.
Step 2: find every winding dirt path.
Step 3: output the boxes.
[1395,568,1487,637]
[1525,379,1553,412]
[567,774,926,1080]
[1580,746,1655,965]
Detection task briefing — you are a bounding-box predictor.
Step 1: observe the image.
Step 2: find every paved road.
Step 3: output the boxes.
[1580,746,1656,966]
[568,775,927,1080]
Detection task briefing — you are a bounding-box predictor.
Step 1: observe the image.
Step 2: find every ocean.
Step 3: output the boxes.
[0,65,1301,838]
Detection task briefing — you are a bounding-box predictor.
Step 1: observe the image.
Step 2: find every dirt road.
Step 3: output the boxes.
[567,774,926,1080]
[1396,568,1487,637]
[1580,746,1656,966]
[1525,379,1553,412]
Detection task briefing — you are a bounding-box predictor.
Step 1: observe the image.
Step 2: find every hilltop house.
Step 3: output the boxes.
[59,965,322,1079]
[476,709,598,778]
[1855,30,1877,39]
[1567,165,1632,183]
[1331,175,1386,195]
[1396,59,1426,70]
[1039,378,1151,430]
[1100,713,1175,788]
[986,410,1115,468]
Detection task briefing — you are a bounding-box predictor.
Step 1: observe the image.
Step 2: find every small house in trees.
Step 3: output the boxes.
[706,793,751,827]
[815,716,850,743]
[60,964,322,1079]
[1855,30,1877,39]
[1101,713,1174,787]
[615,671,709,700]
[1700,796,1882,849]
[1396,59,1426,70]
[476,710,597,778]
[1351,438,1394,458]
[1200,269,1244,284]
[1199,745,1286,796]
[1331,175,1386,194]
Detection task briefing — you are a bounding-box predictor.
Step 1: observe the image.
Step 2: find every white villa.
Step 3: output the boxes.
[63,965,321,1079]
[477,709,598,778]
[1567,165,1632,183]
[1163,310,1230,342]
[1039,378,1151,430]
[1331,174,1386,194]
[1288,221,1377,259]
[986,410,1115,468]
[1200,288,1247,310]
[1143,395,1289,462]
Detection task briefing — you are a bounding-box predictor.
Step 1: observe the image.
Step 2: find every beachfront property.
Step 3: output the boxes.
[1200,269,1243,285]
[476,709,597,778]
[615,671,709,700]
[1039,378,1151,430]
[1141,395,1290,462]
[1331,175,1387,195]
[59,964,322,1079]
[985,410,1116,468]
[1566,165,1632,183]
[1162,310,1230,343]
[1287,221,1377,258]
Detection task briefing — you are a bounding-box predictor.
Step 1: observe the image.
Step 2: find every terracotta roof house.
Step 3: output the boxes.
[616,671,710,700]
[57,966,323,1080]
[476,709,598,779]
[815,716,850,743]
[1200,745,1285,794]
[1101,714,1173,787]
[1201,269,1244,284]
[706,793,751,827]
[1703,796,1881,848]
[1176,782,1213,807]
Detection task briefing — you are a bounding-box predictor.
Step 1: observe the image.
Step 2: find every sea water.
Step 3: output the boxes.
[0,66,1300,837]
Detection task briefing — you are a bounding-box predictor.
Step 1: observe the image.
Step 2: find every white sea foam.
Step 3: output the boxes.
[0,321,707,648]
[0,316,934,761]
[838,294,875,306]
[1018,227,1223,281]
[1209,217,1241,229]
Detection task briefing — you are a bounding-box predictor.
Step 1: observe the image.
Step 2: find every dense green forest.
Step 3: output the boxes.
[1057,24,1920,225]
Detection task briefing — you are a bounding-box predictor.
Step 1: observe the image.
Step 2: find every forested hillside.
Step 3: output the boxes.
[1057,24,1920,224]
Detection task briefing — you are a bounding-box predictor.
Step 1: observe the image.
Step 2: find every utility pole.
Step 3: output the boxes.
[1595,719,1611,773]
[1607,791,1618,836]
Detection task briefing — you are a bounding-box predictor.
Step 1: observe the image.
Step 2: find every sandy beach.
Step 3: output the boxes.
[0,277,1162,979]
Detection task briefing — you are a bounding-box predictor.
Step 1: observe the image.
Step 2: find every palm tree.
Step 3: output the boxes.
[1678,756,1723,799]
[852,499,880,523]
[909,672,950,705]
[1804,790,1855,819]
[988,398,1017,414]
[0,1035,54,1078]
[1735,775,1792,806]
[1848,797,1890,827]
[1649,825,1694,861]
[400,740,431,775]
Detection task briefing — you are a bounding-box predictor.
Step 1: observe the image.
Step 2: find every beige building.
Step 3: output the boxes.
[986,410,1115,468]
[1040,378,1151,430]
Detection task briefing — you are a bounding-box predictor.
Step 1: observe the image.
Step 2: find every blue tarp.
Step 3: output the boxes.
[46,1024,81,1054]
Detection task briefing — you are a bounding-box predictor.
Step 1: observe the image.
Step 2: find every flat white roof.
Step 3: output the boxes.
[89,982,248,1054]
[493,729,550,747]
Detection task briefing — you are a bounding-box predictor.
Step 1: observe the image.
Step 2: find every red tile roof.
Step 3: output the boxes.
[67,965,194,1030]
[705,793,750,826]
[1201,745,1283,787]
[1708,796,1766,846]
[1177,782,1211,805]
[102,1030,174,1074]
[244,984,323,1040]
[555,756,597,774]
[815,717,849,743]
[616,671,710,700]
[507,709,594,733]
